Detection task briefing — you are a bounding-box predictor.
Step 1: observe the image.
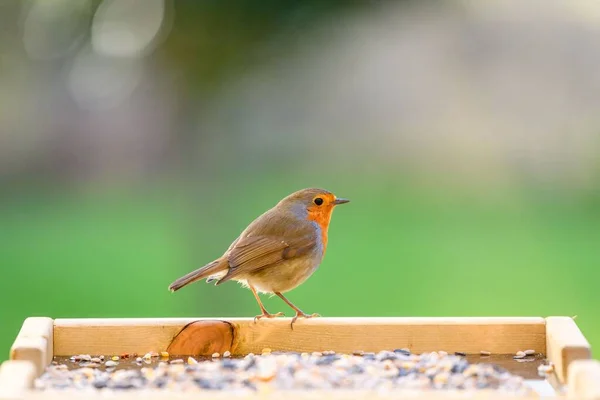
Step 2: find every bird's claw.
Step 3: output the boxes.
[253,312,285,324]
[290,312,321,330]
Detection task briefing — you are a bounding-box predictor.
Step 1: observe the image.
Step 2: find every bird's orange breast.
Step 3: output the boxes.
[307,208,333,251]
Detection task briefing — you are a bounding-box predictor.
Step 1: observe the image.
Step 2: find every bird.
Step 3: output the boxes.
[168,188,350,328]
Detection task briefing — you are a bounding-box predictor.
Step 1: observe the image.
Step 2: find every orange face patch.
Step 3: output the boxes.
[306,192,338,251]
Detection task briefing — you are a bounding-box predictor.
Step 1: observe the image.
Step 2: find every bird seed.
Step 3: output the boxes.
[34,350,537,395]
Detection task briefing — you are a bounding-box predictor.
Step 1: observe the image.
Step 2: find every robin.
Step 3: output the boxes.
[168,188,349,328]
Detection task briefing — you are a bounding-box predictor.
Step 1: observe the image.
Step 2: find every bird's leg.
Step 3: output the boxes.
[275,292,320,329]
[249,284,284,323]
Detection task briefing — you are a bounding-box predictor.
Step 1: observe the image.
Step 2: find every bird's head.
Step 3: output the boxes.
[278,188,349,226]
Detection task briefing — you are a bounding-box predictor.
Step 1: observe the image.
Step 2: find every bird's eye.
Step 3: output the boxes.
[314,197,324,206]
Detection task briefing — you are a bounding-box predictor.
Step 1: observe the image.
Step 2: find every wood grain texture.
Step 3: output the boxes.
[54,317,546,356]
[0,361,37,400]
[10,317,54,373]
[167,320,234,356]
[54,318,198,356]
[546,317,592,384]
[567,360,600,400]
[229,317,546,355]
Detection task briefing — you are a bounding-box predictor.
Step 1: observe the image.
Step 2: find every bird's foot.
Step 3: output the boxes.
[290,312,321,330]
[253,311,285,324]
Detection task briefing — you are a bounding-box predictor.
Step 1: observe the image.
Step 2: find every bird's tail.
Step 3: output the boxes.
[168,258,228,292]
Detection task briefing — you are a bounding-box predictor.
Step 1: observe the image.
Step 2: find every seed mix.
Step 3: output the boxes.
[34,349,538,394]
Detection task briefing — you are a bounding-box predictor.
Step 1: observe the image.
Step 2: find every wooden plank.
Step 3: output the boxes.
[567,359,600,400]
[230,317,546,356]
[54,317,546,356]
[10,317,54,371]
[0,361,37,400]
[10,337,48,378]
[54,318,199,356]
[545,317,592,384]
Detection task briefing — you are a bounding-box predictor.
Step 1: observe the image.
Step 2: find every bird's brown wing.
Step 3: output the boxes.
[216,234,317,284]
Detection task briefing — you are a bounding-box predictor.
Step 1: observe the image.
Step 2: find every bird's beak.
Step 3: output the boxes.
[334,198,350,205]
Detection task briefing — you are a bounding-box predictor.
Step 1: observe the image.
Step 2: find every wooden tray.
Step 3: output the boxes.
[1,316,598,399]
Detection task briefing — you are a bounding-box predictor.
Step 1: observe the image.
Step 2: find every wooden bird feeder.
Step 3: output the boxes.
[1,316,599,399]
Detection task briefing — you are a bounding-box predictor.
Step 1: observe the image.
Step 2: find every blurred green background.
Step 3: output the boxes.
[1,0,599,362]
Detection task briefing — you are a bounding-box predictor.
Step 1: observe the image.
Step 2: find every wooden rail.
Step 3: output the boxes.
[53,317,547,356]
[545,317,592,384]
